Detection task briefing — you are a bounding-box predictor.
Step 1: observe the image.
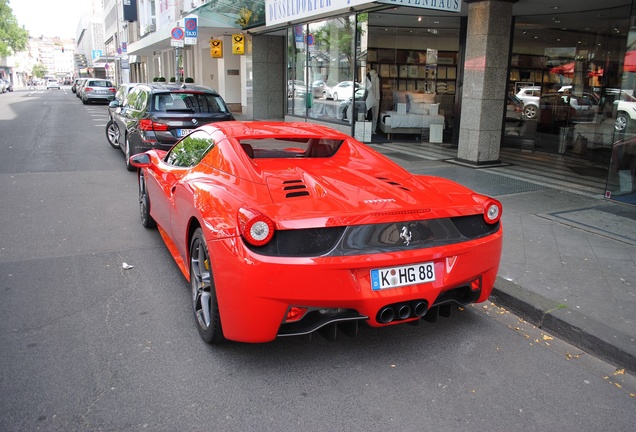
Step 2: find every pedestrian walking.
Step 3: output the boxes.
[28,78,35,90]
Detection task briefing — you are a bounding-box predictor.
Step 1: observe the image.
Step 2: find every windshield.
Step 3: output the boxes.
[239,137,343,159]
[154,92,230,113]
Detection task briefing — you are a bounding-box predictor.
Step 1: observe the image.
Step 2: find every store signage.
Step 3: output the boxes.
[122,0,138,22]
[210,39,223,58]
[376,0,461,13]
[232,34,245,55]
[265,0,461,27]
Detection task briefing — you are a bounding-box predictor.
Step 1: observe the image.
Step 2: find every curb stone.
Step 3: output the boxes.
[491,276,636,375]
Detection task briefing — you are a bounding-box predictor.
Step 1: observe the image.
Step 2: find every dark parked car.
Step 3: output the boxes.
[105,83,140,149]
[107,83,234,170]
[81,79,116,104]
[71,78,83,93]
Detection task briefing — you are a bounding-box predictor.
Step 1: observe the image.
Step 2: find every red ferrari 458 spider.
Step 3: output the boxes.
[130,121,503,344]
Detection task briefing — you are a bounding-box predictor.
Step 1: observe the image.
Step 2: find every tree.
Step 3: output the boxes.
[31,63,47,79]
[0,0,29,57]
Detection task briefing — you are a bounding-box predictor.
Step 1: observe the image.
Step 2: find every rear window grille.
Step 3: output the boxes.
[283,180,309,198]
[376,177,411,192]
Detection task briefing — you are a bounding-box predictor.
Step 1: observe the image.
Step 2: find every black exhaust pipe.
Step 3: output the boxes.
[397,304,411,320]
[378,307,395,323]
[412,301,428,317]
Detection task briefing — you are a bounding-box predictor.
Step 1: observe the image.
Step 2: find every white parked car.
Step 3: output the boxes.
[614,91,636,132]
[46,79,60,90]
[330,81,361,101]
[515,86,541,119]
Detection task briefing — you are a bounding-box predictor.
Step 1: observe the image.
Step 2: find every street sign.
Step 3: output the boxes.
[185,18,197,37]
[185,17,197,45]
[171,27,184,40]
[171,27,185,47]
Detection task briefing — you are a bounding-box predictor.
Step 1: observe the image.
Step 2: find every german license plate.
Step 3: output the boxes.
[177,129,193,137]
[370,262,435,290]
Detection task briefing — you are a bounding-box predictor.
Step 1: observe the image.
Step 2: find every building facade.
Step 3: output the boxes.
[117,0,636,205]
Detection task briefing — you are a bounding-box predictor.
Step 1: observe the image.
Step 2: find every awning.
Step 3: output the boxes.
[624,50,636,73]
[550,62,575,76]
[189,1,265,29]
[93,55,117,64]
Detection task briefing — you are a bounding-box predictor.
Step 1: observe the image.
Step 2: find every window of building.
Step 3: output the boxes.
[287,14,357,122]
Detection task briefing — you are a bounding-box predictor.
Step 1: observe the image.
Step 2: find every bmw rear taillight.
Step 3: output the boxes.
[483,199,502,224]
[109,88,116,93]
[238,208,275,246]
[85,87,93,92]
[139,119,169,131]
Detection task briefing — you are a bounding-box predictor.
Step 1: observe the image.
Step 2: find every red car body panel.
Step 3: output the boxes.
[137,121,503,343]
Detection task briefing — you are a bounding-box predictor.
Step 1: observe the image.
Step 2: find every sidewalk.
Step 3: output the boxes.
[370,139,636,375]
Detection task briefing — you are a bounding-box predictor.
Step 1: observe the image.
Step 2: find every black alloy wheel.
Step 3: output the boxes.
[190,228,224,344]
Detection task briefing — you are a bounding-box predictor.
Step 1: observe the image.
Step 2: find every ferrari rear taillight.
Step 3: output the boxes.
[472,194,502,225]
[483,199,502,224]
[139,119,169,131]
[238,208,275,246]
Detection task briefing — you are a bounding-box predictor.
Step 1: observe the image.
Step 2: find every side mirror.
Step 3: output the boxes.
[109,100,120,108]
[130,153,151,168]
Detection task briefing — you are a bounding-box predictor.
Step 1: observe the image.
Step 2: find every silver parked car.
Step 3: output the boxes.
[81,79,116,104]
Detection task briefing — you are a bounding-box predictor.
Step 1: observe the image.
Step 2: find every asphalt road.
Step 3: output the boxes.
[1,87,635,431]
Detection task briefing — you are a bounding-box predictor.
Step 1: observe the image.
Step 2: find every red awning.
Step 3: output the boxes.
[624,50,636,73]
[550,62,575,75]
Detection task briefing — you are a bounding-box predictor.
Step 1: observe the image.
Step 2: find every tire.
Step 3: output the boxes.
[105,120,120,148]
[82,97,88,105]
[124,136,135,171]
[333,92,339,101]
[523,104,538,119]
[138,171,156,229]
[190,228,224,344]
[615,113,630,132]
[321,91,327,100]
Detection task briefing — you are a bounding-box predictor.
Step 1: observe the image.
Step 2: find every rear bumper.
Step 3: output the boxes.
[208,228,503,343]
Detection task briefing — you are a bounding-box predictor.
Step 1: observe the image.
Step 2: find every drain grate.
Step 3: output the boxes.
[382,151,429,162]
[412,165,546,196]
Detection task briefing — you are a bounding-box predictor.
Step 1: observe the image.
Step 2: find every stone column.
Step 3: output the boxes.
[457,0,517,164]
